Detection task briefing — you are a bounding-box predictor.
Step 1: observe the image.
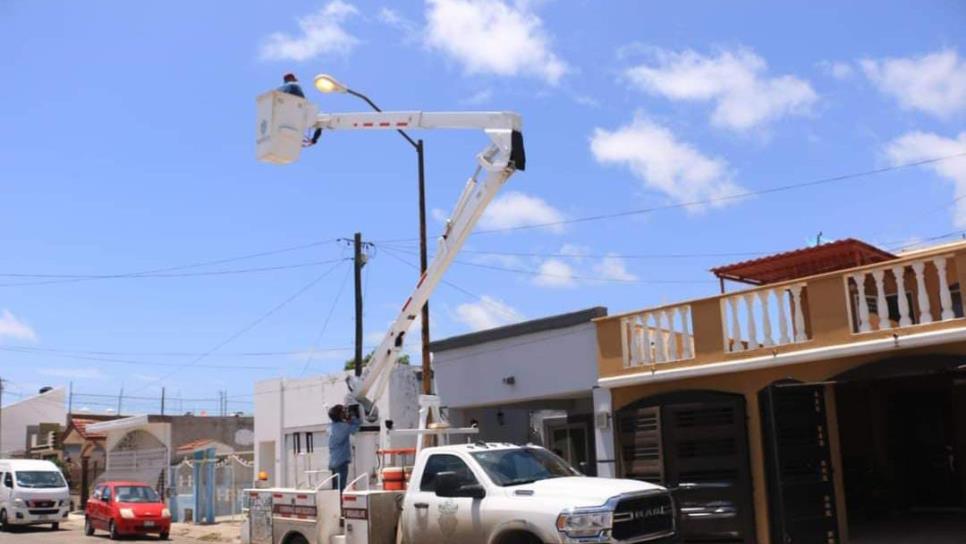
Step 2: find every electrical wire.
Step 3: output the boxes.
[0,346,281,370]
[128,259,349,394]
[373,151,966,242]
[300,265,353,376]
[0,239,340,287]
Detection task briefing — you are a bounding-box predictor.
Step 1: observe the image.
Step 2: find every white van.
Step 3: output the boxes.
[0,459,71,531]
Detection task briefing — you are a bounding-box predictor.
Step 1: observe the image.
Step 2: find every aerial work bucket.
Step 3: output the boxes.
[255,91,318,164]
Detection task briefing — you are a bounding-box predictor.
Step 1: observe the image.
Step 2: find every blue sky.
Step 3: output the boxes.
[1,0,964,413]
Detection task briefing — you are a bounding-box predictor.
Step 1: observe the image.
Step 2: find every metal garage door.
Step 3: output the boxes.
[759,383,839,544]
[618,391,756,543]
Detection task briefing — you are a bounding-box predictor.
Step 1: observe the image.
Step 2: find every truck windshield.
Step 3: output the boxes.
[471,447,579,487]
[115,486,161,503]
[15,471,66,489]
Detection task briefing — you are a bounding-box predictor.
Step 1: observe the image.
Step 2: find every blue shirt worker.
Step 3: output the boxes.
[328,404,361,491]
[277,73,305,98]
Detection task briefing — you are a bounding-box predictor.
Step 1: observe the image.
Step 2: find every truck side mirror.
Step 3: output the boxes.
[435,472,485,500]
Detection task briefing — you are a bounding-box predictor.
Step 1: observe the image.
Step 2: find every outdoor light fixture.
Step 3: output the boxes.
[314,73,347,94]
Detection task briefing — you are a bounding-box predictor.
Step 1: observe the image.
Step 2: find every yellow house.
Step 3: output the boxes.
[592,238,966,544]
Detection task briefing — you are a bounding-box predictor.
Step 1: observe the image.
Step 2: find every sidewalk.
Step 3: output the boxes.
[64,513,243,543]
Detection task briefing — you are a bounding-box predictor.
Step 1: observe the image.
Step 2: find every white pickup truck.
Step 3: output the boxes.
[247,443,676,544]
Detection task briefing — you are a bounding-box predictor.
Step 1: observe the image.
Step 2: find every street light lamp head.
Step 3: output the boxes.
[314,73,348,94]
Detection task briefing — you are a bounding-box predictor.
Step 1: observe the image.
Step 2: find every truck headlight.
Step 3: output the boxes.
[120,508,135,519]
[556,508,613,539]
[12,498,25,507]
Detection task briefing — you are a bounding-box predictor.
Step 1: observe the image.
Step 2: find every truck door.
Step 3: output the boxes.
[403,454,485,544]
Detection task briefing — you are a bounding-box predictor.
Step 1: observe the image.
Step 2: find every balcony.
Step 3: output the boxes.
[600,241,966,380]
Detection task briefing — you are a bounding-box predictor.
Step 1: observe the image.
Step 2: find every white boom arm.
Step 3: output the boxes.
[308,109,526,419]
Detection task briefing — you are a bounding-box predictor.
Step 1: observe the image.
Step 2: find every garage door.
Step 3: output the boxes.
[759,382,839,544]
[618,391,756,543]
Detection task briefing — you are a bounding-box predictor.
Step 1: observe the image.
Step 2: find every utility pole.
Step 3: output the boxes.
[117,387,123,416]
[68,381,73,416]
[417,139,432,396]
[161,387,166,416]
[354,232,364,377]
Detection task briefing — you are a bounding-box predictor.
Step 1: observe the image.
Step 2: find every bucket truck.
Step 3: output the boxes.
[247,89,676,544]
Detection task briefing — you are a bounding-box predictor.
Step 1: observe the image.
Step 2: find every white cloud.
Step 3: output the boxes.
[532,258,577,288]
[259,1,360,62]
[624,47,817,131]
[590,115,745,210]
[818,60,854,80]
[39,367,104,380]
[0,310,37,342]
[455,295,524,331]
[861,49,966,118]
[593,253,638,282]
[885,131,966,227]
[480,191,565,232]
[462,88,494,105]
[424,0,568,84]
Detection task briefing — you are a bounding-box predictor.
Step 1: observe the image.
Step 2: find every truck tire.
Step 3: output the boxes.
[283,532,309,544]
[495,530,543,544]
[0,509,8,532]
[51,522,59,530]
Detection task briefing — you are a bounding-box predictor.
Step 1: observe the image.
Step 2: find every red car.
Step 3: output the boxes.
[85,481,171,540]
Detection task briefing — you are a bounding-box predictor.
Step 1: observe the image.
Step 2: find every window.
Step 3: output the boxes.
[419,454,479,492]
[305,432,314,453]
[114,486,161,503]
[102,486,112,502]
[1,473,9,488]
[472,447,579,487]
[93,486,103,501]
[14,471,66,489]
[293,433,301,454]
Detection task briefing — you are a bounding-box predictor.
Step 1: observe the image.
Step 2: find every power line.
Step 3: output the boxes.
[0,346,283,370]
[0,239,340,287]
[300,265,353,375]
[0,344,363,359]
[129,260,349,394]
[374,151,966,242]
[382,245,714,284]
[380,244,771,261]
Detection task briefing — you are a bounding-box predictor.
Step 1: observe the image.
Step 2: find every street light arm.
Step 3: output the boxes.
[346,89,419,150]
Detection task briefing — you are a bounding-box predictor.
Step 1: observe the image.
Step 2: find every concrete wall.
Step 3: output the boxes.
[253,366,419,488]
[0,387,66,457]
[434,322,599,409]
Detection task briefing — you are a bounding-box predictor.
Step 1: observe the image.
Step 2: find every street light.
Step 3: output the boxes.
[314,73,433,397]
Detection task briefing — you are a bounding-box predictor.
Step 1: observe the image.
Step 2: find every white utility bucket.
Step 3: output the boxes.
[256,91,318,164]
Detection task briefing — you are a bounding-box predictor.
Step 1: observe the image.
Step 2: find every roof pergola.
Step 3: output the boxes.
[711,238,896,287]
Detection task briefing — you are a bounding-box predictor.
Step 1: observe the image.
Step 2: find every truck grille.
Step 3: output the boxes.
[612,493,674,542]
[27,500,56,508]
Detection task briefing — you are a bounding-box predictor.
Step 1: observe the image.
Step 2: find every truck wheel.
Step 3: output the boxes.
[51,522,60,530]
[0,509,8,532]
[497,531,542,544]
[109,520,119,540]
[159,530,170,540]
[85,517,95,536]
[284,533,309,544]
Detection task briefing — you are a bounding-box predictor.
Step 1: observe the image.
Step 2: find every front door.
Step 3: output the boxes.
[546,419,593,474]
[403,453,484,544]
[759,382,839,544]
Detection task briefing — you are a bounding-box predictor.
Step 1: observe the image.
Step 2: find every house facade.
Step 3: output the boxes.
[253,366,419,489]
[593,239,966,543]
[0,386,65,458]
[431,307,607,474]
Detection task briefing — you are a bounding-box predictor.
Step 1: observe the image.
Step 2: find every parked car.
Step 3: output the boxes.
[85,481,171,540]
[0,459,71,531]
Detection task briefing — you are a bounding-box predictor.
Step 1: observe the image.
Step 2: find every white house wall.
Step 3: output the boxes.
[434,322,600,408]
[0,387,66,457]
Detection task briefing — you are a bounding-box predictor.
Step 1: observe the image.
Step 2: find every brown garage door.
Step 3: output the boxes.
[618,391,757,543]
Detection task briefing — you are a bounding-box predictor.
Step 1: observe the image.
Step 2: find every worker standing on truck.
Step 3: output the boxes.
[327,404,361,491]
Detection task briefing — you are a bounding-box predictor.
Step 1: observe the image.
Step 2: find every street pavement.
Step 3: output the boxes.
[0,514,240,544]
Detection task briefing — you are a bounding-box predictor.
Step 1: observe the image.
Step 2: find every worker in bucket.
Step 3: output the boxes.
[328,404,361,491]
[277,73,305,98]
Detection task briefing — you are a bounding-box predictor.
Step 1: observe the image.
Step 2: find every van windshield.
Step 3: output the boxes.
[15,471,66,489]
[471,447,579,487]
